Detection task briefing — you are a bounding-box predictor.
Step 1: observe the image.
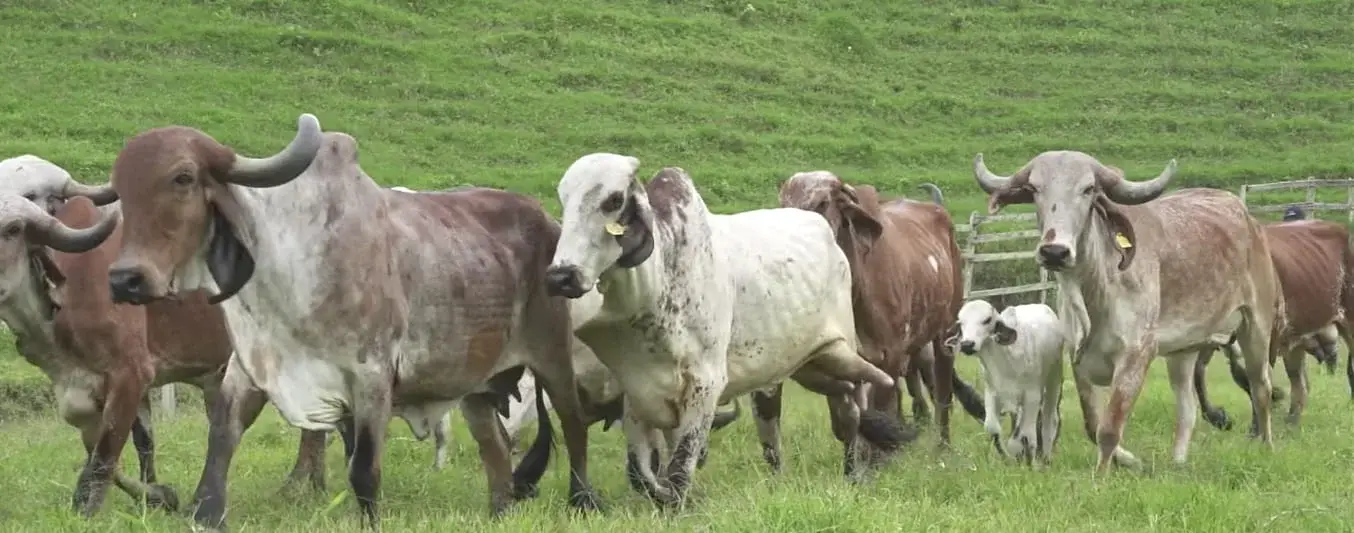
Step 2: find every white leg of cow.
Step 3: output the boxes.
[622,408,665,501]
[1095,342,1155,475]
[749,384,784,473]
[433,410,452,471]
[1239,314,1275,447]
[1036,362,1063,467]
[982,383,1004,457]
[190,362,270,531]
[1165,352,1199,464]
[656,374,722,508]
[1008,392,1041,465]
[1072,362,1139,471]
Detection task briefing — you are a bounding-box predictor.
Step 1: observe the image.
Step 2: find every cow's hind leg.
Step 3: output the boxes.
[749,384,784,473]
[1194,348,1233,431]
[807,341,917,459]
[905,359,932,424]
[1239,316,1276,448]
[1282,345,1309,426]
[622,405,668,504]
[462,393,518,517]
[433,411,452,470]
[526,361,602,511]
[282,430,330,495]
[1166,352,1200,464]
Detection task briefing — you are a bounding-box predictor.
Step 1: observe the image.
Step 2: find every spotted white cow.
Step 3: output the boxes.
[542,153,911,507]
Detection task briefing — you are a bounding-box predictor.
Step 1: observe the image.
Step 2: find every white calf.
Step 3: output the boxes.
[954,300,1065,466]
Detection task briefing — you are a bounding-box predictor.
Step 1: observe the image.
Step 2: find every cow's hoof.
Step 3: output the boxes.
[568,489,604,512]
[145,484,180,512]
[1203,408,1233,431]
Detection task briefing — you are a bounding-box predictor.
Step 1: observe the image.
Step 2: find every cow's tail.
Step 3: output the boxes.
[918,183,945,206]
[858,408,921,453]
[510,380,554,499]
[951,372,987,422]
[710,398,742,432]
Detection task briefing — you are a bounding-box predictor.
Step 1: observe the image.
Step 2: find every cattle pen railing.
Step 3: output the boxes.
[25,177,1354,420]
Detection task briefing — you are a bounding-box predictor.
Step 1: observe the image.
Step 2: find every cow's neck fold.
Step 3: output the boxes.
[1,259,57,368]
[1054,212,1117,356]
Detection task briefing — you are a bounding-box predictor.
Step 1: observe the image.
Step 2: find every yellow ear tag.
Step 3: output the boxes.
[605,221,626,236]
[1115,233,1132,249]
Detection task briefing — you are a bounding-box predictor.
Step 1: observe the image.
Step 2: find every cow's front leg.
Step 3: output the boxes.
[622,408,664,501]
[73,368,150,517]
[1008,393,1041,465]
[749,384,784,473]
[347,370,393,530]
[191,362,269,532]
[1166,352,1199,464]
[655,377,722,509]
[1072,359,1139,471]
[132,394,157,484]
[1035,360,1063,467]
[981,383,1004,457]
[1096,342,1155,475]
[462,394,517,517]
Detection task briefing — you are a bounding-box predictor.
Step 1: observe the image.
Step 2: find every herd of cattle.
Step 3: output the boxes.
[2,113,1352,530]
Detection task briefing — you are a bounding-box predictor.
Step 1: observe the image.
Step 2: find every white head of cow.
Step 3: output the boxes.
[0,193,118,304]
[0,155,118,215]
[972,151,1177,272]
[953,299,1022,355]
[545,153,654,299]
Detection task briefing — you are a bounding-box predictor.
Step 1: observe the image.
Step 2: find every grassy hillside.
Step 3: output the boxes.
[3,0,1354,530]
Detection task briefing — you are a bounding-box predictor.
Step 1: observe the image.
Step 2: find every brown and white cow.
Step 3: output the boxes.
[974,150,1283,473]
[778,174,986,456]
[1195,219,1354,432]
[103,114,598,530]
[0,156,334,517]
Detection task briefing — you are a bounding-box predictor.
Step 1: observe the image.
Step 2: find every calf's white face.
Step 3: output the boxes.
[545,153,652,299]
[954,299,1018,355]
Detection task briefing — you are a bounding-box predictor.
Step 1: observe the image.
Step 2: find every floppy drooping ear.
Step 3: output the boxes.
[613,181,654,269]
[943,321,961,348]
[836,185,884,254]
[204,190,256,305]
[31,248,66,311]
[993,319,1018,346]
[1093,195,1137,271]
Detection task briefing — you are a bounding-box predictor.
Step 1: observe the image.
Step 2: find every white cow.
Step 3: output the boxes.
[953,300,1065,466]
[542,153,908,507]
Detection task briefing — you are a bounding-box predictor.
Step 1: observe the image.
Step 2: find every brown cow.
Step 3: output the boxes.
[778,173,985,455]
[1195,219,1354,433]
[0,156,336,517]
[104,114,598,530]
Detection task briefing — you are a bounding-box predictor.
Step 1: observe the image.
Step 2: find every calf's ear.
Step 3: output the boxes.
[204,188,256,304]
[614,182,654,268]
[993,320,1018,346]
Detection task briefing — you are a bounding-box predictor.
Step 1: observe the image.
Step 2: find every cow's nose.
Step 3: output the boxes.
[1037,244,1071,268]
[108,268,149,305]
[959,340,977,355]
[544,265,586,299]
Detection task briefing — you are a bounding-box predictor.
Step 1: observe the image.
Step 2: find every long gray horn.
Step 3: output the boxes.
[62,178,118,205]
[22,200,118,253]
[225,113,325,188]
[918,183,944,206]
[973,153,1012,194]
[1098,159,1178,206]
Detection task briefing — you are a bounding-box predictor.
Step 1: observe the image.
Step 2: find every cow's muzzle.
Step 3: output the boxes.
[544,265,588,299]
[1036,243,1072,270]
[959,340,977,355]
[108,267,154,305]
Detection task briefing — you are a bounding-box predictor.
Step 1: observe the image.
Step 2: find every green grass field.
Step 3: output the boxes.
[4,0,1354,531]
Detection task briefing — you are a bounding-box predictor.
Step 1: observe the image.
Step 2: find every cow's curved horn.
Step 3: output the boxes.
[225,113,325,188]
[22,200,118,253]
[62,178,118,205]
[973,153,1011,194]
[1098,159,1177,206]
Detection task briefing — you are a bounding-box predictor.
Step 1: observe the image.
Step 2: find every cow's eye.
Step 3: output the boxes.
[173,173,195,187]
[2,224,21,238]
[1081,185,1095,196]
[600,192,624,213]
[982,317,992,325]
[21,193,35,202]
